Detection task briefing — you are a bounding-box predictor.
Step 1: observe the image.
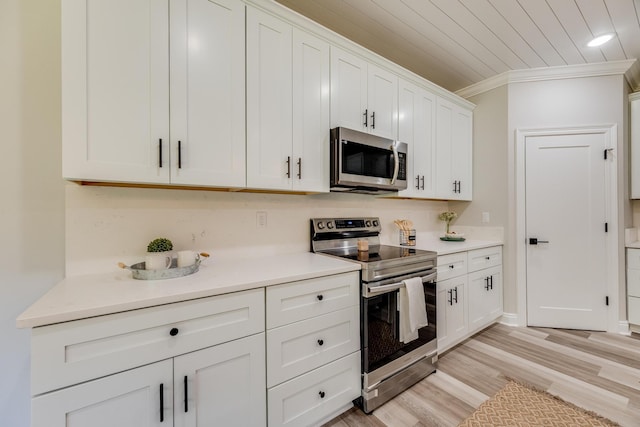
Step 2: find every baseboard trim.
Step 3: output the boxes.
[499,312,519,327]
[618,320,631,336]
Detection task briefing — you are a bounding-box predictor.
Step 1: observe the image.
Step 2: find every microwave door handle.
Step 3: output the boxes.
[390,142,400,185]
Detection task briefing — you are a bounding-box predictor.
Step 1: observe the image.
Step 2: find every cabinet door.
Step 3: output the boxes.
[367,64,398,139]
[631,95,640,198]
[436,276,467,352]
[451,106,473,200]
[170,0,245,187]
[292,29,330,192]
[174,333,266,427]
[246,7,293,190]
[398,79,436,198]
[330,47,368,132]
[435,98,473,200]
[468,266,503,333]
[32,359,173,427]
[62,0,170,184]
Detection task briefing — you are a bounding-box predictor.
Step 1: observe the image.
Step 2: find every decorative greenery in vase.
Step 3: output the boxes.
[438,211,458,234]
[147,237,173,253]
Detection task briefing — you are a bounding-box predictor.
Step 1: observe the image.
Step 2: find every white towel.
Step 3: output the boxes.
[399,277,428,344]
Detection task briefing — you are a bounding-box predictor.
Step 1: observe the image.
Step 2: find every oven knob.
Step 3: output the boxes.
[317,222,325,230]
[373,220,379,227]
[365,220,372,227]
[327,222,334,229]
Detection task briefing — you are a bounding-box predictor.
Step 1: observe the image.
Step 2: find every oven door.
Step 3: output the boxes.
[362,271,437,375]
[330,127,407,191]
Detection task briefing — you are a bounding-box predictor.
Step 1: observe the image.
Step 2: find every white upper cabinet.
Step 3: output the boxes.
[398,79,436,198]
[330,47,398,139]
[292,29,330,192]
[631,93,640,198]
[62,0,170,184]
[246,7,293,190]
[62,0,245,187]
[247,7,329,192]
[435,97,473,200]
[170,0,246,187]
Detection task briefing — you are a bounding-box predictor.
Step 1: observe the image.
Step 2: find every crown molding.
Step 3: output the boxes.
[456,59,639,99]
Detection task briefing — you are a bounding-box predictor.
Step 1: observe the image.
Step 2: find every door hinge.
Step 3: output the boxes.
[605,222,608,232]
[604,148,613,159]
[606,296,609,306]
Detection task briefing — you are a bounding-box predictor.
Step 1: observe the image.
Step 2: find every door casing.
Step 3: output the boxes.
[515,125,619,332]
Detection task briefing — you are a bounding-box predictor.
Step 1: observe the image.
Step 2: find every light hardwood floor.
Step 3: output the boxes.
[323,323,640,427]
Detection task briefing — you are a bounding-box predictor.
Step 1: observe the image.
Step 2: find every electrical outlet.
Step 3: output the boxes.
[482,212,490,223]
[257,211,267,229]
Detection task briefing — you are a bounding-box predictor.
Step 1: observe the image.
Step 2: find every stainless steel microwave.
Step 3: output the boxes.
[330,127,407,194]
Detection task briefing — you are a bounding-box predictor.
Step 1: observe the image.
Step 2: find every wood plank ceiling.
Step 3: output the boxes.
[274,0,640,93]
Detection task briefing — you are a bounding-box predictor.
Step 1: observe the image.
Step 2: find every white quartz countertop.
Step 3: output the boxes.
[17,252,360,329]
[409,238,503,255]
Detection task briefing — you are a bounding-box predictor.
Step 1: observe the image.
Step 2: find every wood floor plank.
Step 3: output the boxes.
[323,324,640,427]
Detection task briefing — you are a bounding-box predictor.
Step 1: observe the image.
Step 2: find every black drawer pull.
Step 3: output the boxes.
[449,265,455,269]
[170,327,179,336]
[160,383,164,422]
[317,294,323,301]
[319,391,325,398]
[317,339,324,346]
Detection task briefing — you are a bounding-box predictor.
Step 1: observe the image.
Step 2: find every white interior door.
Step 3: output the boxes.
[525,131,608,330]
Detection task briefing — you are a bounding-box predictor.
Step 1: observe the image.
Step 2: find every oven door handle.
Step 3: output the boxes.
[390,141,400,185]
[365,271,437,296]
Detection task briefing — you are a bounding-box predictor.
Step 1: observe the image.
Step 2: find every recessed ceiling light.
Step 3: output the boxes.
[587,33,615,47]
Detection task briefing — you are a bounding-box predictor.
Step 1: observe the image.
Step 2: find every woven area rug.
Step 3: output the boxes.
[458,380,619,427]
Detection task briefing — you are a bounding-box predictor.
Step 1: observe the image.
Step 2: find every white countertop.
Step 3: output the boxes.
[410,238,503,255]
[17,252,360,329]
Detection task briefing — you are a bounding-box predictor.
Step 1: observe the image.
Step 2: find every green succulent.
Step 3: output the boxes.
[147,237,173,253]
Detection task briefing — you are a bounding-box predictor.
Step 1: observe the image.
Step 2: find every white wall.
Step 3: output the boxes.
[65,184,449,275]
[0,1,65,426]
[507,75,629,326]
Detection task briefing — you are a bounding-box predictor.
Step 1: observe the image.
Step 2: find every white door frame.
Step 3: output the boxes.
[515,125,619,332]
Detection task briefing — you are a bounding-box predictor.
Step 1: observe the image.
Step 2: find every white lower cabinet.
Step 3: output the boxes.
[33,334,265,427]
[266,272,361,426]
[436,245,503,353]
[30,288,266,427]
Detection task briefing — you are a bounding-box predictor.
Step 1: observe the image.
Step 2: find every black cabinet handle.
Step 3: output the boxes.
[447,289,453,306]
[490,275,494,290]
[415,175,420,190]
[371,111,375,129]
[458,181,462,193]
[317,339,324,346]
[420,175,425,190]
[317,294,323,301]
[363,109,368,127]
[286,156,291,178]
[170,327,179,336]
[319,391,325,398]
[297,157,302,179]
[159,139,163,168]
[178,140,182,169]
[453,286,458,304]
[449,264,454,269]
[184,375,188,413]
[160,383,164,422]
[485,256,490,260]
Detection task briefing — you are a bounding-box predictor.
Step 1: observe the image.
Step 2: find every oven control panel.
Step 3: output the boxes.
[311,217,381,233]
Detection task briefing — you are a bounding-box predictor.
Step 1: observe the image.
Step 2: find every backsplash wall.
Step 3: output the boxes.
[66,183,454,275]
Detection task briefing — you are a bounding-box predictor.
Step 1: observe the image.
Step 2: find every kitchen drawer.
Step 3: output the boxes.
[268,352,360,427]
[629,296,640,325]
[467,246,502,273]
[267,272,359,329]
[31,288,265,395]
[266,306,359,387]
[437,252,467,281]
[628,248,640,269]
[628,268,640,297]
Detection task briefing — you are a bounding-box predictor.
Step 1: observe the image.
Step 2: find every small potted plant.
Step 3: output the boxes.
[145,237,174,270]
[438,211,459,237]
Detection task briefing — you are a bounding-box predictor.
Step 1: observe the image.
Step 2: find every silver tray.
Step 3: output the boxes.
[119,253,207,280]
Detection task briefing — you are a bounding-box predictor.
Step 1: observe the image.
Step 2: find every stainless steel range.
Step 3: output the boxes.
[310,217,438,413]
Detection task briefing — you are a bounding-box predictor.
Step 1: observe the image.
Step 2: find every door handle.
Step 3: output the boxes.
[529,238,550,245]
